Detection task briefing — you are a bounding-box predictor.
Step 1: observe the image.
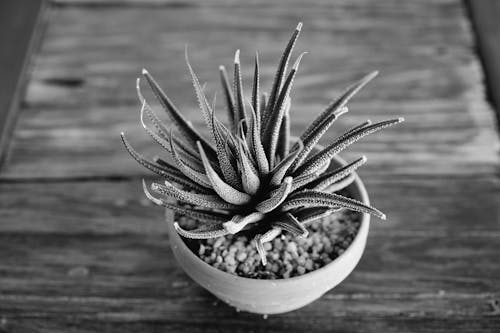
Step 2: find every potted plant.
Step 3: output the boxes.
[121,22,403,315]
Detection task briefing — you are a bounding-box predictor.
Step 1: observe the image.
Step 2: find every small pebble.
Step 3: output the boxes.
[286,242,298,255]
[305,259,313,271]
[213,238,224,249]
[236,251,247,262]
[226,256,236,266]
[297,256,306,266]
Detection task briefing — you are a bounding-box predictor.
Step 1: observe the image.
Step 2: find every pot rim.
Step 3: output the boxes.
[165,155,371,284]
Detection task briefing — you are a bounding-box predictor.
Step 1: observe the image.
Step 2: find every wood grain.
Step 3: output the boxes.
[1,0,498,179]
[0,176,498,327]
[0,316,499,333]
[0,176,498,235]
[0,231,499,297]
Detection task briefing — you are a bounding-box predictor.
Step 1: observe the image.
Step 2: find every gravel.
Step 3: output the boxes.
[177,209,361,279]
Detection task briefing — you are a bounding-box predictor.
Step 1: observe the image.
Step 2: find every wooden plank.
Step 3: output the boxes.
[1,294,499,332]
[1,1,498,179]
[1,172,496,331]
[0,0,46,168]
[0,176,498,297]
[0,176,498,235]
[0,231,499,330]
[0,231,498,297]
[0,316,499,333]
[466,0,500,123]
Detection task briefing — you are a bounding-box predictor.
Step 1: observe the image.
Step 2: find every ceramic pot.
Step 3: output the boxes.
[164,155,370,314]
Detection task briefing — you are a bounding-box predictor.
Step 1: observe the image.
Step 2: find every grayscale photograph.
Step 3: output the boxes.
[0,0,498,332]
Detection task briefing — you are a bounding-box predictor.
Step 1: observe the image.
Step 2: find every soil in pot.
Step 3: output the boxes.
[176,208,361,280]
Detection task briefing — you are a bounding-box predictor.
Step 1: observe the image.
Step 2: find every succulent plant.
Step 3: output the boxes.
[121,22,403,265]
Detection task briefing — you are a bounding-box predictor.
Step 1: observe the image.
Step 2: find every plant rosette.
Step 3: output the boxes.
[121,22,403,315]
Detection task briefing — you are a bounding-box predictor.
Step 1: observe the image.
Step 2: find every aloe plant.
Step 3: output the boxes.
[121,22,404,265]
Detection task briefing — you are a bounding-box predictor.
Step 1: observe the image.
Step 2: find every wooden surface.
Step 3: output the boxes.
[0,0,499,332]
[2,1,499,179]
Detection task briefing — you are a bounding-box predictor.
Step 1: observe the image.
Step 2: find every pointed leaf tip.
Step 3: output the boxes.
[296,22,303,31]
[142,180,164,206]
[184,44,190,62]
[362,70,378,81]
[361,71,378,85]
[142,68,148,75]
[234,49,240,64]
[292,52,307,70]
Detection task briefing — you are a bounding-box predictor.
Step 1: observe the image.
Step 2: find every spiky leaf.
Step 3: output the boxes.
[294,118,404,178]
[151,181,237,210]
[263,22,302,123]
[283,190,386,220]
[174,222,229,239]
[141,69,216,157]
